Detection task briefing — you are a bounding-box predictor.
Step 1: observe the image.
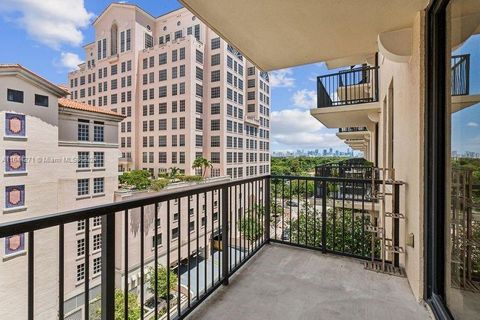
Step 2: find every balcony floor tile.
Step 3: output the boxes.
[187,244,431,320]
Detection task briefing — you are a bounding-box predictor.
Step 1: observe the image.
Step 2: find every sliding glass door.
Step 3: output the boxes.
[445,1,480,318]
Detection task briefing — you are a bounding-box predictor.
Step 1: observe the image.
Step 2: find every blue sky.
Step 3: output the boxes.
[0,0,477,154]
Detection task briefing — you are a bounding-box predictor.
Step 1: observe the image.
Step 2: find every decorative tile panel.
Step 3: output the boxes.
[5,113,26,137]
[5,150,26,172]
[5,185,25,208]
[4,234,25,255]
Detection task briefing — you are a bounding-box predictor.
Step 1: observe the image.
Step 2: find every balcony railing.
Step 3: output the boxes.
[317,65,379,108]
[338,126,368,133]
[451,54,470,96]
[0,174,400,320]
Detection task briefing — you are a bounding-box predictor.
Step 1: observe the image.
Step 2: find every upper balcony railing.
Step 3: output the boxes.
[338,127,368,133]
[451,54,470,96]
[317,64,379,108]
[0,173,395,320]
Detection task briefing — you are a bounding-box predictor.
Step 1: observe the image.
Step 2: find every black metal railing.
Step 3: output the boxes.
[338,127,368,133]
[0,176,268,320]
[269,175,386,261]
[0,174,399,319]
[317,65,379,108]
[451,54,470,96]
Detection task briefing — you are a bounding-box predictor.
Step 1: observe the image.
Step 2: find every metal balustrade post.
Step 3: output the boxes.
[265,177,271,243]
[321,180,327,254]
[221,186,229,286]
[394,183,400,267]
[101,213,116,320]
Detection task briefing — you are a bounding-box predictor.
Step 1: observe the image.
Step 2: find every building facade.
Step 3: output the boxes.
[0,64,124,319]
[68,3,271,179]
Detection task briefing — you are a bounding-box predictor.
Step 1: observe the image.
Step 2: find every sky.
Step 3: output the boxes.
[0,0,478,154]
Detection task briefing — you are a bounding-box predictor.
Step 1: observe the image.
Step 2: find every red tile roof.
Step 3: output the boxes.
[58,98,125,119]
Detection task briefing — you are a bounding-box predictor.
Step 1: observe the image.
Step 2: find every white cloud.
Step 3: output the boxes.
[270,109,345,150]
[59,52,82,71]
[467,122,479,127]
[0,0,94,49]
[269,68,295,88]
[292,89,317,109]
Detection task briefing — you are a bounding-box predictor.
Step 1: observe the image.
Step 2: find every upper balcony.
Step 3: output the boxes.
[450,53,480,113]
[0,173,428,320]
[311,65,381,129]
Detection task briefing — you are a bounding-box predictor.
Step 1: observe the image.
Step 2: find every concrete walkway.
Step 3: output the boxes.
[187,244,431,320]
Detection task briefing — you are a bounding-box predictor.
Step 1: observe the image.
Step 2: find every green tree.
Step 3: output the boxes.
[92,289,141,320]
[288,203,379,258]
[119,170,151,190]
[192,157,212,177]
[146,265,178,299]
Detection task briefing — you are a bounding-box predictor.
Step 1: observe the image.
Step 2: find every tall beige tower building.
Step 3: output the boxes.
[68,3,271,178]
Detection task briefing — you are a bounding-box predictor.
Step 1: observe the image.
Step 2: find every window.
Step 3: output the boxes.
[211,103,220,114]
[172,49,177,62]
[152,233,162,247]
[172,84,178,96]
[78,152,89,168]
[93,177,104,194]
[179,152,185,164]
[93,234,102,251]
[158,152,167,163]
[196,101,203,113]
[196,135,203,147]
[211,54,220,66]
[94,152,104,168]
[159,69,167,81]
[211,87,220,98]
[196,84,203,97]
[93,257,101,275]
[158,119,167,130]
[78,120,89,141]
[211,119,220,131]
[179,47,185,60]
[159,103,167,114]
[179,65,185,77]
[194,24,200,40]
[174,30,182,39]
[111,64,118,75]
[77,179,89,196]
[77,263,85,282]
[172,227,179,239]
[211,152,220,163]
[172,66,178,79]
[211,136,220,147]
[211,37,220,49]
[145,33,153,48]
[196,67,203,80]
[159,86,167,98]
[93,216,102,227]
[77,220,85,231]
[126,29,131,50]
[248,79,256,88]
[7,89,24,103]
[94,122,104,142]
[179,82,185,95]
[196,118,203,130]
[158,136,167,147]
[34,94,48,107]
[159,53,167,65]
[211,70,220,82]
[77,239,85,257]
[196,50,203,64]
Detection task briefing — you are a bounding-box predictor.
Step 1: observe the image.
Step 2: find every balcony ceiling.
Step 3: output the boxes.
[179,0,429,71]
[337,131,370,141]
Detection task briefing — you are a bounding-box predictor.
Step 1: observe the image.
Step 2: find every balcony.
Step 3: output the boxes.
[0,173,424,320]
[311,65,380,128]
[450,53,480,113]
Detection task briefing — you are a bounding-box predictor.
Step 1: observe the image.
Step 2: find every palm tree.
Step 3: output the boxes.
[192,157,212,178]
